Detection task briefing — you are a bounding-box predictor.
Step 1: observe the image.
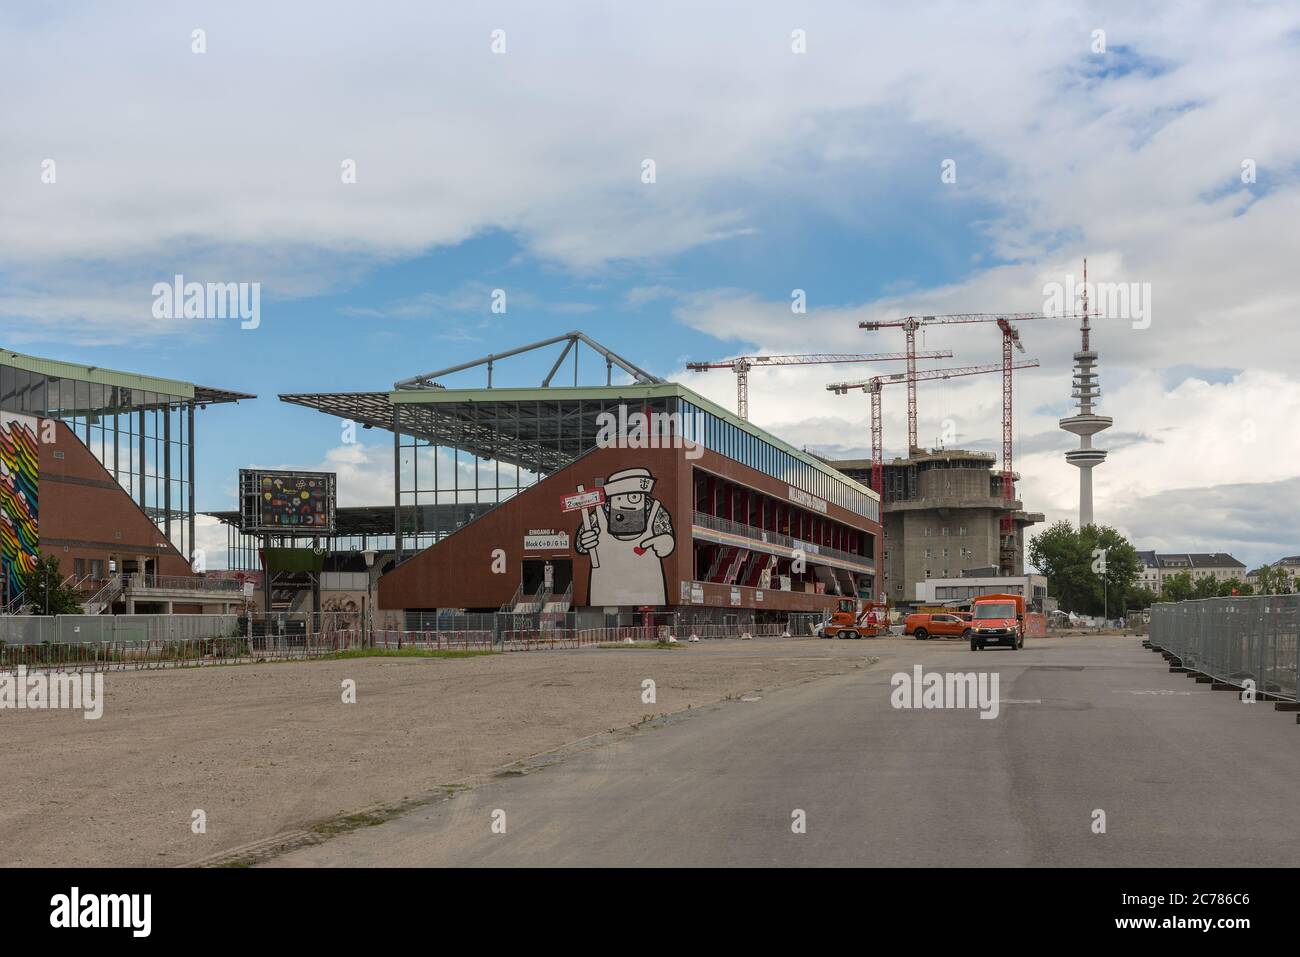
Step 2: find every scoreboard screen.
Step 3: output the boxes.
[238,469,336,534]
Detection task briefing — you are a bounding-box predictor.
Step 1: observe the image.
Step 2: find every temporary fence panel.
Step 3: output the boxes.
[1150,596,1298,701]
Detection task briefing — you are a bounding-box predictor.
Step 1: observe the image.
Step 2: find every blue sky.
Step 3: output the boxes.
[4,0,1300,569]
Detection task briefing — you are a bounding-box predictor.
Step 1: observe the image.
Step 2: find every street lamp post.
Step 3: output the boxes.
[362,548,377,648]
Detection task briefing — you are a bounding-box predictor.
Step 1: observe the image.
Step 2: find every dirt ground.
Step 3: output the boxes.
[0,639,875,867]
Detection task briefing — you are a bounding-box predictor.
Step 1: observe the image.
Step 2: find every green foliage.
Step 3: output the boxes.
[1191,575,1221,600]
[1250,565,1292,595]
[1027,521,1142,615]
[1160,570,1195,602]
[26,555,84,615]
[1126,586,1160,611]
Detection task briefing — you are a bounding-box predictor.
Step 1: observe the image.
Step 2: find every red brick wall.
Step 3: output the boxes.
[37,419,193,579]
[379,442,881,613]
[380,446,682,610]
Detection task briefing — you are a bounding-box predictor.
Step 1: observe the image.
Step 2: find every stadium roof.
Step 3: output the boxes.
[279,331,876,502]
[1,348,255,405]
[281,381,876,498]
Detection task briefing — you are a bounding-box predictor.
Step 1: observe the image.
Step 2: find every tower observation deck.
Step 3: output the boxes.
[1058,261,1111,527]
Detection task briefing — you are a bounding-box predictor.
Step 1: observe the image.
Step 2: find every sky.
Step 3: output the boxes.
[3,0,1299,571]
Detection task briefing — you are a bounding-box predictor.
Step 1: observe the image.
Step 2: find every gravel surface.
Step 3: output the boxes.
[0,639,874,866]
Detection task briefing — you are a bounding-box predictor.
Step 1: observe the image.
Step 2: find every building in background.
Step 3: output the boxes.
[913,573,1049,613]
[819,449,1042,605]
[1136,550,1161,592]
[1138,551,1247,591]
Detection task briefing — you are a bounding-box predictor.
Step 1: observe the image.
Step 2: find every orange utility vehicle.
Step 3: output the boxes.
[904,611,974,641]
[969,593,1025,650]
[819,598,890,639]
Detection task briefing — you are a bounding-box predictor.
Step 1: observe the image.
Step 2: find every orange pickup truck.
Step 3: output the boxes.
[903,611,973,641]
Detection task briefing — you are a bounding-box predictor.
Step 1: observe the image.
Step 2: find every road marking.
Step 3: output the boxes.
[740,695,762,702]
[1000,698,1042,704]
[1114,689,1194,696]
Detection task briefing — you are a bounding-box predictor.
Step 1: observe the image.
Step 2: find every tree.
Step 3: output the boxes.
[1218,577,1250,597]
[1028,521,1142,615]
[1250,565,1290,595]
[1161,571,1195,602]
[1191,575,1221,600]
[26,555,84,615]
[1126,585,1160,611]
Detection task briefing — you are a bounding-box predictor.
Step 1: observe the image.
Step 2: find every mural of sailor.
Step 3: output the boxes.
[574,467,675,606]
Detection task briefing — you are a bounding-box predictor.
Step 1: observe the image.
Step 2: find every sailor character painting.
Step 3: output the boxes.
[575,467,675,605]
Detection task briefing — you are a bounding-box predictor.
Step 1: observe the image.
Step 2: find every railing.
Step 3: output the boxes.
[124,574,244,593]
[1149,596,1299,701]
[83,575,124,614]
[692,511,874,570]
[2,588,29,615]
[547,582,573,612]
[499,582,523,614]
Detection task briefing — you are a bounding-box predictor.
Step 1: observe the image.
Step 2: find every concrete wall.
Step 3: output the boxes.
[886,508,1014,602]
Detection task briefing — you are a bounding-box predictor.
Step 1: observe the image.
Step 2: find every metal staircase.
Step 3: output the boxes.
[82,575,124,615]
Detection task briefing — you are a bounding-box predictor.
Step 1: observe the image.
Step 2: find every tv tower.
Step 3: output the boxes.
[1058,259,1111,527]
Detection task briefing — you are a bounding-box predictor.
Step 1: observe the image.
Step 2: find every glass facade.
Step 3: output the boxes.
[677,399,878,522]
[0,364,196,561]
[391,391,878,556]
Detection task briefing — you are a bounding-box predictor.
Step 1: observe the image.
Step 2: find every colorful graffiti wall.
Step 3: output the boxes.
[0,413,40,601]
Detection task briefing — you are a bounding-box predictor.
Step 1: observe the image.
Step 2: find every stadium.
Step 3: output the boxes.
[278,332,882,632]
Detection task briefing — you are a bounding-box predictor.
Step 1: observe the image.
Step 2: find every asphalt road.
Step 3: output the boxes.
[269,636,1300,867]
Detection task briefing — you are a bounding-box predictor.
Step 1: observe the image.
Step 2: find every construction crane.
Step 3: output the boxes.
[686,351,952,420]
[827,359,1040,497]
[859,312,1082,456]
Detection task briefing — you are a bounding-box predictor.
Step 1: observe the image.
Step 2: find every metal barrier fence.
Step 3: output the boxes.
[1149,596,1299,701]
[0,619,823,672]
[0,614,241,646]
[0,605,837,670]
[0,631,379,672]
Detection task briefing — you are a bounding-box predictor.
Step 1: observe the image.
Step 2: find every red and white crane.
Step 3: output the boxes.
[860,311,1083,501]
[859,312,1080,453]
[686,351,952,421]
[827,359,1040,496]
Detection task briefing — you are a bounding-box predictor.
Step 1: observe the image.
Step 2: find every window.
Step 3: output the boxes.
[942,527,949,536]
[924,527,932,537]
